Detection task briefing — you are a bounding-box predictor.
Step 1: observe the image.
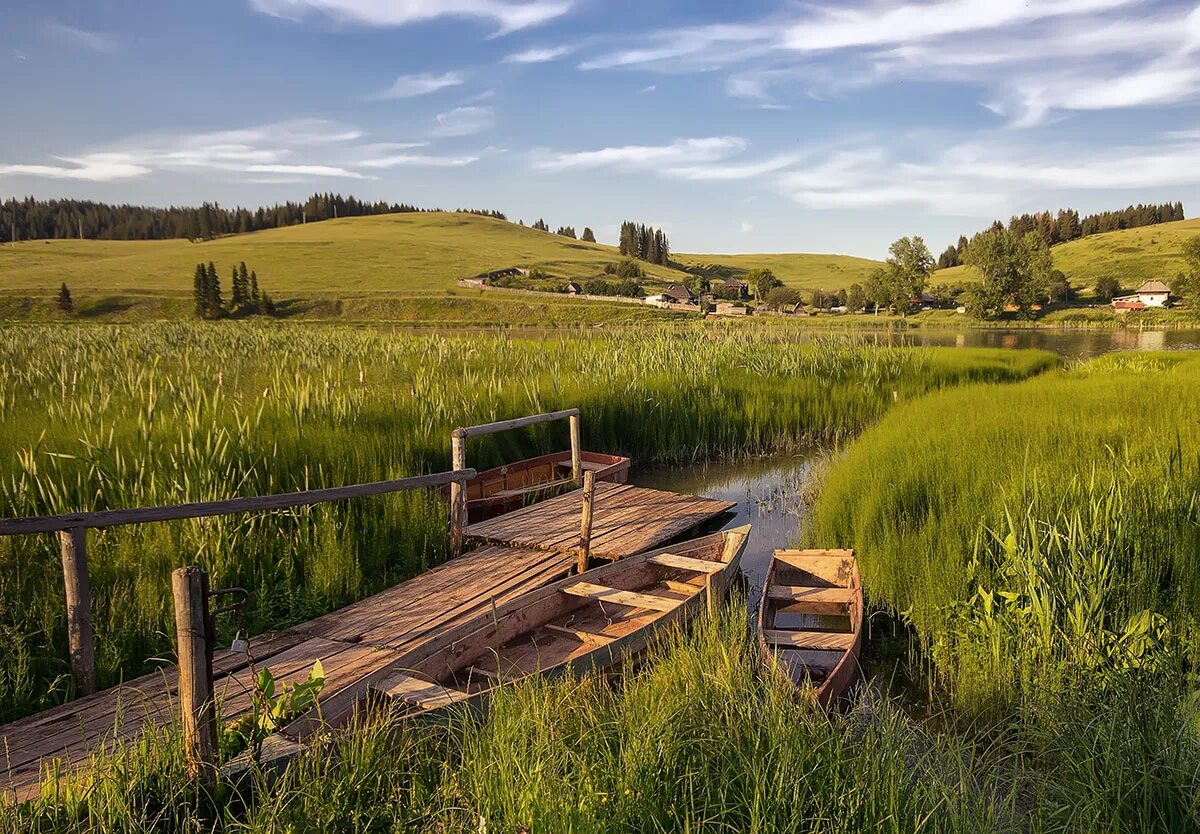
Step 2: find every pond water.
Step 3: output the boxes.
[862,326,1200,359]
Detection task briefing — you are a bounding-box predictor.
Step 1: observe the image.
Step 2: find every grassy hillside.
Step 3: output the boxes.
[675,251,882,291]
[936,217,1200,292]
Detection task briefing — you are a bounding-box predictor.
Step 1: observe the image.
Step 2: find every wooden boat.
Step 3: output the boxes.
[291,526,748,732]
[757,548,863,707]
[462,450,630,522]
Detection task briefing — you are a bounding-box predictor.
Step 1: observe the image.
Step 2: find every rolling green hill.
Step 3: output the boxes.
[935,217,1200,293]
[0,212,888,321]
[674,251,882,292]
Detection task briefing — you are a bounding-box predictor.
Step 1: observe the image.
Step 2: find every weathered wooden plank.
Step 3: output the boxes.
[764,630,856,651]
[455,408,579,439]
[561,582,681,613]
[767,586,855,605]
[647,553,724,574]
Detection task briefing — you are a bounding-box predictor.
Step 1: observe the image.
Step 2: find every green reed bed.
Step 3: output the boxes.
[10,599,1197,833]
[814,351,1200,715]
[0,324,1054,721]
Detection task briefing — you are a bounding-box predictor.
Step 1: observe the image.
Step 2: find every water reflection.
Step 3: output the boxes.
[836,326,1200,359]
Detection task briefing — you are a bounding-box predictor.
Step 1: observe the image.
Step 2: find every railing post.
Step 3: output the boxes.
[576,470,596,574]
[449,430,467,559]
[172,566,216,786]
[59,526,96,695]
[568,412,582,486]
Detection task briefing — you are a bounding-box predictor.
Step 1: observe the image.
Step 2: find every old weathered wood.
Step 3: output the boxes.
[561,581,680,613]
[171,567,217,785]
[0,469,477,536]
[449,434,467,559]
[576,470,596,573]
[568,412,582,485]
[456,408,579,439]
[58,527,96,695]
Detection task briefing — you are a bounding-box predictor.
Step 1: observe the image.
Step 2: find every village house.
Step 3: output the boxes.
[1111,279,1171,311]
[564,282,582,295]
[715,277,749,299]
[661,284,697,304]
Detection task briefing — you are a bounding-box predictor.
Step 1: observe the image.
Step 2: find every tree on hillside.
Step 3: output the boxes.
[532,218,549,232]
[193,263,208,316]
[250,270,260,306]
[1171,234,1200,302]
[962,228,1052,317]
[870,236,934,315]
[1094,275,1120,301]
[846,282,866,312]
[765,286,803,310]
[555,226,576,238]
[581,227,596,243]
[231,261,250,308]
[205,261,223,315]
[57,282,73,313]
[747,267,782,301]
[1047,270,1072,305]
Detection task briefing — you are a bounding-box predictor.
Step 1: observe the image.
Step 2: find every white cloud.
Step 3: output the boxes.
[359,152,480,168]
[533,137,747,172]
[44,21,119,54]
[0,154,149,182]
[250,0,572,35]
[371,71,464,99]
[431,105,495,137]
[504,44,571,63]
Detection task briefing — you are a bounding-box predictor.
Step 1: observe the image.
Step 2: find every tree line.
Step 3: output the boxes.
[192,261,276,319]
[618,221,670,265]
[937,202,1185,268]
[522,219,597,243]
[1,193,507,242]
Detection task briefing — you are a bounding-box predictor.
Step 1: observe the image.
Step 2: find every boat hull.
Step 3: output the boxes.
[462,450,630,522]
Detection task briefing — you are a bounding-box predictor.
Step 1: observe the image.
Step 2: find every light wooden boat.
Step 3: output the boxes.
[462,450,630,522]
[291,526,748,732]
[757,548,863,707]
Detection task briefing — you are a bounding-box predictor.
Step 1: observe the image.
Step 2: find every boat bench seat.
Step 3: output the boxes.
[647,552,724,574]
[373,671,473,709]
[562,581,681,612]
[763,629,855,651]
[767,586,855,605]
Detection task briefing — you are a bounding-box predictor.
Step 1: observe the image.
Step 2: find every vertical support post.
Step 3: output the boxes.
[577,470,596,574]
[59,526,96,696]
[568,412,582,486]
[449,429,467,559]
[172,566,216,786]
[705,570,716,619]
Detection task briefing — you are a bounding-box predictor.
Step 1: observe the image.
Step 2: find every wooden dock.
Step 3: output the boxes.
[1,483,734,803]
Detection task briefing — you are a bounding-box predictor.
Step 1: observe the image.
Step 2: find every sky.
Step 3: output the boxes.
[4,0,1200,258]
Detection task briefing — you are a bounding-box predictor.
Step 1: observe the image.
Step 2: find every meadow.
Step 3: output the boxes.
[0,323,1052,722]
[4,325,1200,831]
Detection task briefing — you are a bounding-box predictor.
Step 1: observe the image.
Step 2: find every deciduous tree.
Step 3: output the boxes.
[963,228,1052,317]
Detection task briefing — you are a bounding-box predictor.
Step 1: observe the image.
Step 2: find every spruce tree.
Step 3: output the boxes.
[57,282,73,313]
[581,227,596,243]
[205,261,222,314]
[193,263,208,317]
[250,270,260,308]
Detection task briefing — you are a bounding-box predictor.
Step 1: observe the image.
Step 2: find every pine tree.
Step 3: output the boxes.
[232,261,250,307]
[193,263,208,317]
[581,227,596,243]
[250,270,260,308]
[57,282,73,313]
[205,261,222,314]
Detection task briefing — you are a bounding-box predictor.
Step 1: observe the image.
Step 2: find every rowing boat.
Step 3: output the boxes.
[290,526,748,732]
[757,548,863,707]
[462,450,630,522]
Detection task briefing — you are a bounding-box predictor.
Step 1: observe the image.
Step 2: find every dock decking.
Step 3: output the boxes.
[2,483,734,803]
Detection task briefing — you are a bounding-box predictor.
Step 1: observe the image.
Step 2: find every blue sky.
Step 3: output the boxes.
[3,0,1200,257]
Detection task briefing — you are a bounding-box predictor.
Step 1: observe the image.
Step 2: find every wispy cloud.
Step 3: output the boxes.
[504,44,571,63]
[431,105,495,137]
[0,154,149,182]
[250,0,572,35]
[44,21,120,54]
[533,137,747,172]
[359,152,480,168]
[371,71,464,99]
[576,0,1199,126]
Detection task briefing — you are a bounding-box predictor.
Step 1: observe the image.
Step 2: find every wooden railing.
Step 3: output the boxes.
[447,408,581,559]
[0,468,477,696]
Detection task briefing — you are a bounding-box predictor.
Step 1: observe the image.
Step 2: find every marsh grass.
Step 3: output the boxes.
[0,324,1054,721]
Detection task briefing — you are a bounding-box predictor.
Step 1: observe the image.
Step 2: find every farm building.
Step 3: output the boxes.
[715,277,749,299]
[661,284,697,304]
[564,282,582,295]
[1111,280,1171,310]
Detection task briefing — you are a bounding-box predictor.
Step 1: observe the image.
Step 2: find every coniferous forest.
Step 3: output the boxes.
[618,220,670,265]
[0,194,505,242]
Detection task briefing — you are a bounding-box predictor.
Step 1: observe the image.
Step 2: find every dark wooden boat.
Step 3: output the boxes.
[463,450,630,522]
[293,526,748,730]
[757,548,863,707]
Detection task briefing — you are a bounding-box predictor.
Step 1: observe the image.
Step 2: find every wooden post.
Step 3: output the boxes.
[172,566,216,785]
[568,412,582,485]
[705,570,716,618]
[59,526,96,695]
[449,430,467,559]
[577,470,596,574]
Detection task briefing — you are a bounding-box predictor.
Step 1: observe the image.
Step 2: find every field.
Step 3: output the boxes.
[673,251,883,292]
[0,213,893,322]
[937,217,1200,293]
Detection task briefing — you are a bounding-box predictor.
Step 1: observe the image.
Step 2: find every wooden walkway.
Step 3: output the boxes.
[1,484,733,803]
